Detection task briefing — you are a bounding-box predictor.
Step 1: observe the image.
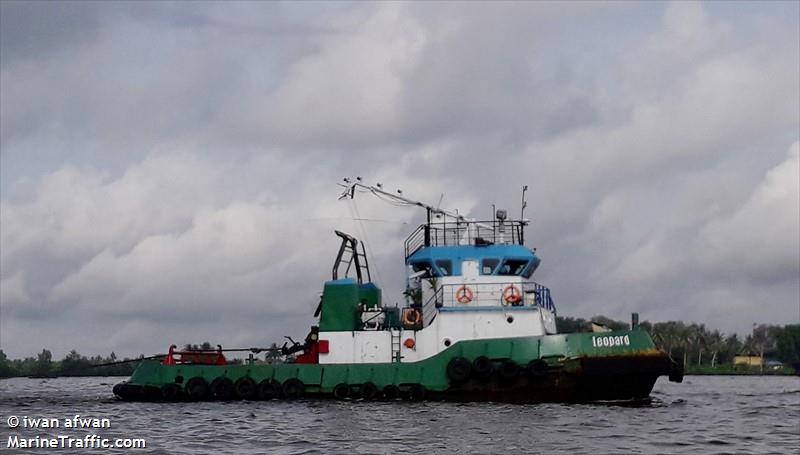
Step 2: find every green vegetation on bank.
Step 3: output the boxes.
[0,349,143,378]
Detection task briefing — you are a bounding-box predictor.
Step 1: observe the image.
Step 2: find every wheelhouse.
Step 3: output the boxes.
[407,245,541,278]
[402,216,554,320]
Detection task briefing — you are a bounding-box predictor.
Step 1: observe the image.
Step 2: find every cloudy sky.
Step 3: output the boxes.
[1,1,798,359]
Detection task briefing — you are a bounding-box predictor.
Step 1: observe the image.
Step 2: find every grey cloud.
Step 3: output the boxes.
[0,1,105,64]
[1,2,798,358]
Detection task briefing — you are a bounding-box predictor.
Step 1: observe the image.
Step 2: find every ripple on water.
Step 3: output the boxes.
[0,376,798,454]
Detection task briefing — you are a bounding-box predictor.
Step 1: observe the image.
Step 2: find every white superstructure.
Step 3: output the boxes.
[315,182,557,365]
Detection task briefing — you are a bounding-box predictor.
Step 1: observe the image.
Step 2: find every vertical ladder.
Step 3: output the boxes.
[390,330,401,363]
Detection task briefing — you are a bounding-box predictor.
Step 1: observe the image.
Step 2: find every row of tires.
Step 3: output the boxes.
[160,376,305,401]
[445,356,550,384]
[145,376,429,402]
[114,356,551,402]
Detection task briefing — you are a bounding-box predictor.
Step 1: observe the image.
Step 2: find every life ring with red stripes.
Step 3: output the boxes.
[403,308,421,326]
[455,286,474,304]
[502,285,522,305]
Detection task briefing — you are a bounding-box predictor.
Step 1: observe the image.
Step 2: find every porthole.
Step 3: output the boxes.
[443,338,452,347]
[507,316,514,324]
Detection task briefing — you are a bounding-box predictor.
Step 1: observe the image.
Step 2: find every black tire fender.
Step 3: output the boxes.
[282,378,305,399]
[472,356,493,379]
[333,383,350,400]
[161,383,181,401]
[499,360,520,379]
[406,384,427,401]
[257,379,280,400]
[527,359,548,377]
[382,384,400,400]
[234,377,257,400]
[185,377,209,401]
[446,357,472,384]
[360,382,379,400]
[210,377,234,401]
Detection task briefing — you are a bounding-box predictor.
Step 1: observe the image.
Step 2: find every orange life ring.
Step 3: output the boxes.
[403,308,421,326]
[502,285,522,305]
[455,285,474,304]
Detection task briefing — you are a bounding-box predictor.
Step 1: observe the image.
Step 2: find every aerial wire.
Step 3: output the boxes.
[348,198,382,285]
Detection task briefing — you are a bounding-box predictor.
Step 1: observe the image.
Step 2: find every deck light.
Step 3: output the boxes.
[496,209,507,221]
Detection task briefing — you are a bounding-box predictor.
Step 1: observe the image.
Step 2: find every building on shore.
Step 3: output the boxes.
[733,355,762,367]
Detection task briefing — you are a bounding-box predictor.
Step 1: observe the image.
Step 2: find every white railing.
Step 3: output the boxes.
[421,281,555,312]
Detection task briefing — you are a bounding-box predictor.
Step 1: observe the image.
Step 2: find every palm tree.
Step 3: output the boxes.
[706,330,724,368]
[678,325,691,367]
[688,324,707,366]
[264,343,282,364]
[653,321,683,358]
[750,324,778,373]
[723,333,743,365]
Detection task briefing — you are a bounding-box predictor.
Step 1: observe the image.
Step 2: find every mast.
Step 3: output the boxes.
[339,178,528,250]
[520,185,528,245]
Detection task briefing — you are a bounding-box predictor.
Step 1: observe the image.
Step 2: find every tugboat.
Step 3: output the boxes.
[114,181,683,403]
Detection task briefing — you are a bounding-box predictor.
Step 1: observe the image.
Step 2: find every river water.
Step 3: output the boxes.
[1,375,798,454]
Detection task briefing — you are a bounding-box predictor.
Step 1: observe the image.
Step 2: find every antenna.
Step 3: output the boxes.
[435,193,444,219]
[520,185,528,220]
[520,185,529,245]
[338,179,466,222]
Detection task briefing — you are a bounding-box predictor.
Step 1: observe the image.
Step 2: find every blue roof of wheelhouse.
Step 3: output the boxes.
[407,244,540,276]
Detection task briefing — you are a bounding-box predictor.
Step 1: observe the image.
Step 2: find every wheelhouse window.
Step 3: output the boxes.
[521,261,536,278]
[411,260,435,277]
[411,260,444,278]
[435,260,453,276]
[481,258,499,275]
[497,259,530,276]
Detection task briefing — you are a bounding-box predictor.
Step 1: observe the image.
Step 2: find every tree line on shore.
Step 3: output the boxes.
[0,349,141,378]
[1,318,798,378]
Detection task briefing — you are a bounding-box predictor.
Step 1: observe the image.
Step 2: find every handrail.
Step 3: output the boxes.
[530,282,556,313]
[404,224,427,258]
[162,345,227,366]
[419,286,443,327]
[408,281,555,330]
[404,220,527,259]
[424,281,556,313]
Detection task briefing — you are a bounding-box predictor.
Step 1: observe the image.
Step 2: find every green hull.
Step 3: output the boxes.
[114,329,682,403]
